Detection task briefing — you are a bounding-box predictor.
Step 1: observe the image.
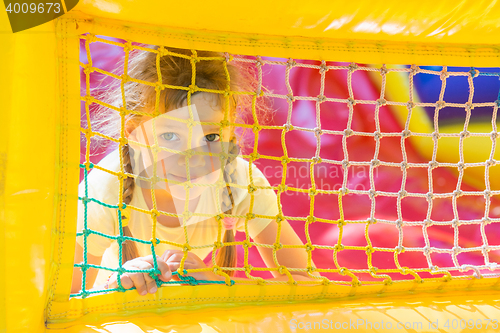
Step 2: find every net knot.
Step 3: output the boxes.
[183,244,192,252]
[428,160,438,169]
[319,61,328,73]
[452,246,462,255]
[86,34,98,44]
[367,217,377,224]
[340,186,349,195]
[317,95,326,103]
[278,266,288,275]
[400,266,410,275]
[379,65,388,75]
[311,156,322,164]
[365,246,375,255]
[250,55,262,67]
[250,152,260,161]
[81,196,91,204]
[400,161,409,170]
[213,241,223,249]
[307,215,316,223]
[314,127,323,136]
[440,69,449,80]
[410,64,420,75]
[287,59,297,67]
[348,63,358,71]
[273,242,283,250]
[465,102,474,112]
[275,215,285,223]
[281,156,291,165]
[368,189,377,199]
[150,209,159,218]
[406,101,415,109]
[395,219,403,228]
[286,94,295,103]
[453,189,463,198]
[370,159,380,167]
[491,132,499,140]
[481,217,491,225]
[81,228,91,236]
[334,244,345,251]
[496,100,500,107]
[451,219,461,228]
[373,131,382,140]
[401,129,411,138]
[83,65,94,75]
[346,98,356,107]
[246,212,256,220]
[431,131,441,140]
[244,264,253,272]
[424,219,433,227]
[368,266,378,274]
[343,129,353,137]
[460,131,470,139]
[305,244,315,252]
[242,240,252,249]
[122,42,133,53]
[395,245,405,254]
[423,246,431,256]
[384,278,393,286]
[376,98,387,106]
[426,192,434,201]
[247,185,257,193]
[283,123,294,132]
[483,190,491,199]
[81,95,94,104]
[219,120,230,128]
[469,68,479,78]
[252,125,261,133]
[277,184,288,193]
[308,188,317,196]
[398,190,408,198]
[151,238,160,246]
[224,52,233,63]
[435,101,446,109]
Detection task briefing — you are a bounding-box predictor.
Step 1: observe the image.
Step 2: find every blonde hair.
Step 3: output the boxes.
[93,46,268,276]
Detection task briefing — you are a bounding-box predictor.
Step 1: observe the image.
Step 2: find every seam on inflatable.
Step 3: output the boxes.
[67,17,500,60]
[47,18,69,320]
[48,281,494,319]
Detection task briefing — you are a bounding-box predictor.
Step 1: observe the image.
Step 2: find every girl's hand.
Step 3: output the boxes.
[162,250,222,282]
[106,255,172,295]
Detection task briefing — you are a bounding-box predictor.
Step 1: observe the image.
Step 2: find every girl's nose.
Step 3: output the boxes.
[177,147,206,169]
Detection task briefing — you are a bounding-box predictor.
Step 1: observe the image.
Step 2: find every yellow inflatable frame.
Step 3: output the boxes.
[2,1,500,331]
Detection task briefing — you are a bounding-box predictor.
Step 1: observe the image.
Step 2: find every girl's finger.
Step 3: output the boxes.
[128,270,148,296]
[161,249,182,261]
[140,255,172,282]
[108,273,134,290]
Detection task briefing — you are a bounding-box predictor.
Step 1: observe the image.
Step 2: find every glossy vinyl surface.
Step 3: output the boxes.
[53,289,500,332]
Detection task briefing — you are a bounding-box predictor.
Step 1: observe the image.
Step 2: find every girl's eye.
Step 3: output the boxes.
[161,132,179,141]
[205,134,220,142]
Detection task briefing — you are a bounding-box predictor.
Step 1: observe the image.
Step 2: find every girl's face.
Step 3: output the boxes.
[128,93,233,201]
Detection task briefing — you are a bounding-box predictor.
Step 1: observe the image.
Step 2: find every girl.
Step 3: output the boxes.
[72,46,319,296]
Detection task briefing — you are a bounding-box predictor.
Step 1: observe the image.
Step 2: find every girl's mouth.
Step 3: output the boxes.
[168,173,203,183]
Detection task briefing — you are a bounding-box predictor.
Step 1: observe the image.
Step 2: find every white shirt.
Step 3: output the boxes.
[76,150,279,285]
